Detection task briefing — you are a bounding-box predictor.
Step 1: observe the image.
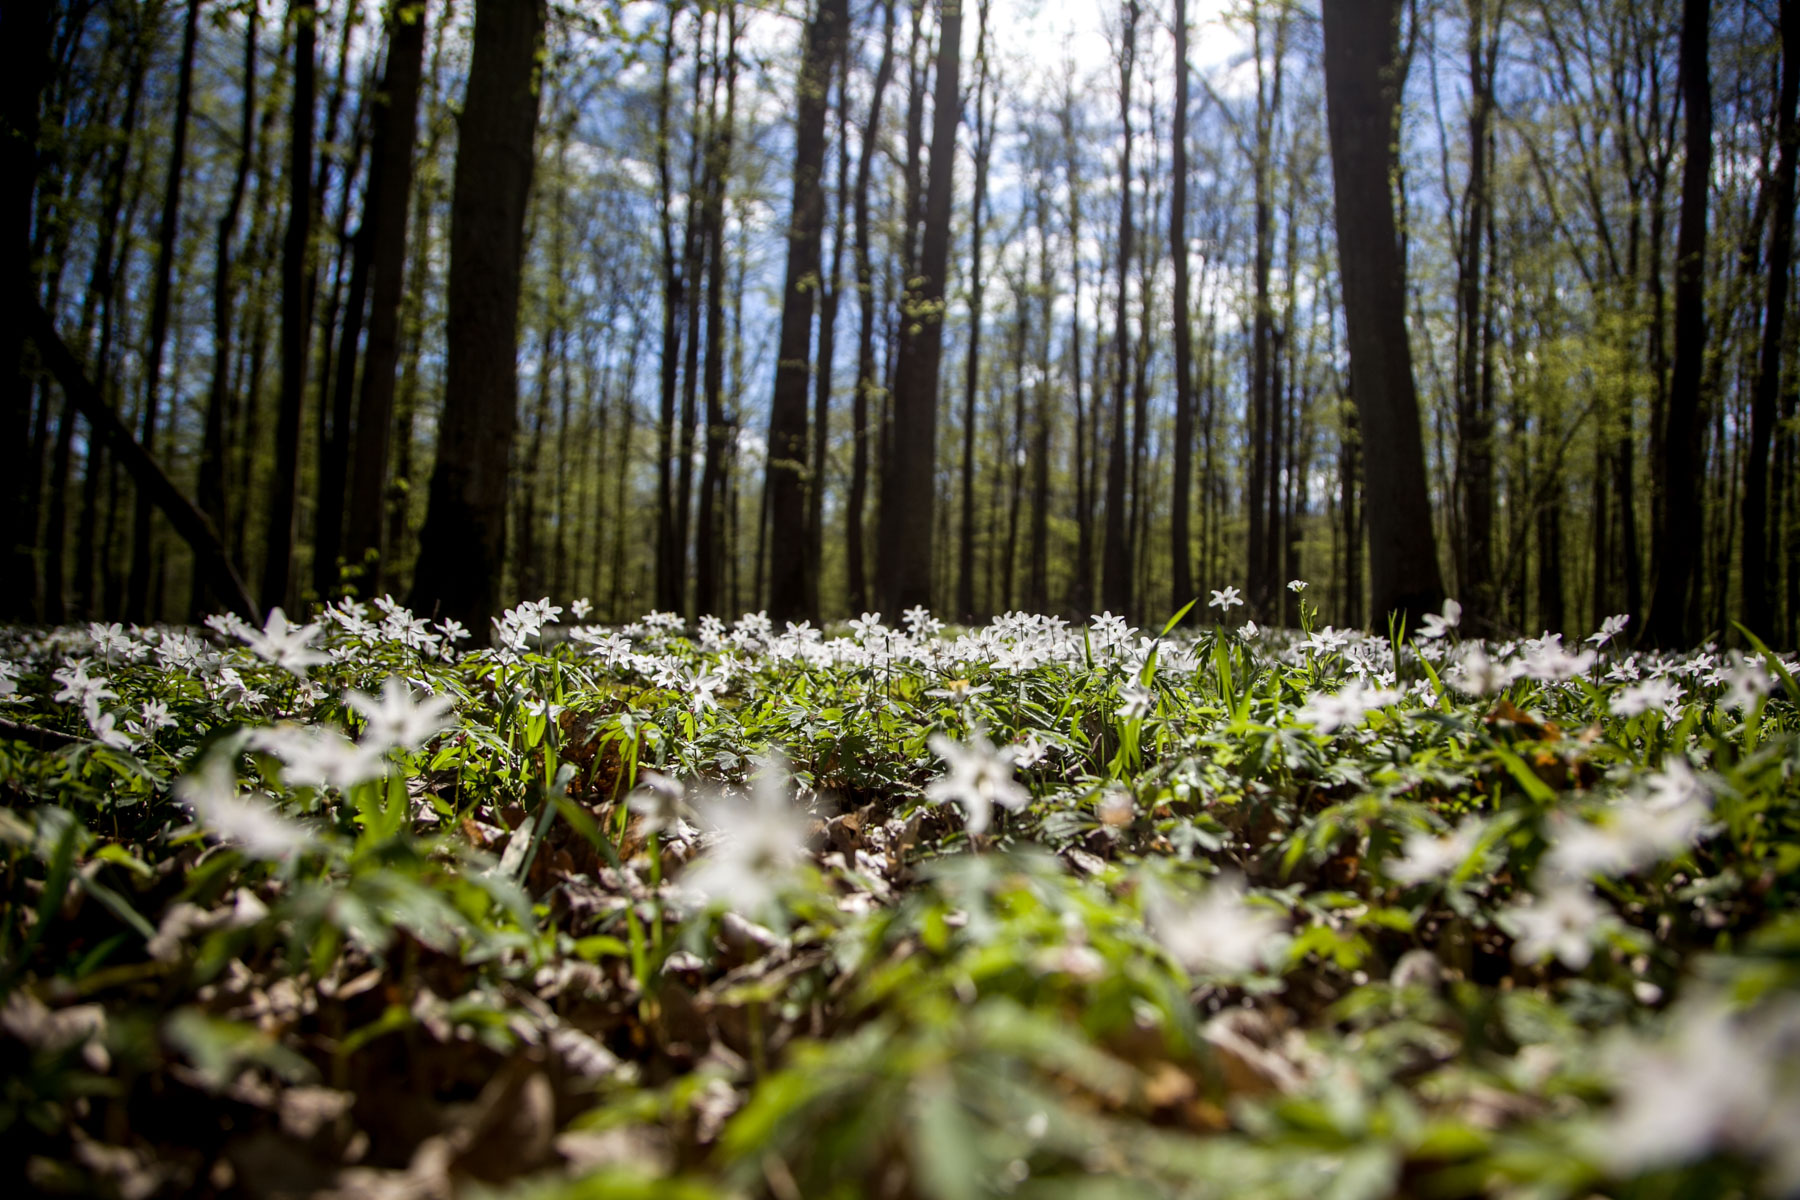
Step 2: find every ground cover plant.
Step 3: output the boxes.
[3,592,1800,1199]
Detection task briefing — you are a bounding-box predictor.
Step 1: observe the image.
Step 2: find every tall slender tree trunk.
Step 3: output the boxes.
[408,0,546,632]
[808,23,847,621]
[344,0,427,584]
[847,0,896,616]
[1644,0,1711,648]
[261,0,318,616]
[1743,0,1797,641]
[1321,0,1445,626]
[877,0,960,615]
[121,0,201,620]
[767,0,848,623]
[193,2,259,619]
[1170,0,1195,616]
[955,0,992,623]
[653,6,685,615]
[1101,0,1138,618]
[696,3,739,619]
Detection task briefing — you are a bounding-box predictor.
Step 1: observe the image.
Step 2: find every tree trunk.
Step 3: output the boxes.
[261,0,318,616]
[955,1,992,623]
[767,0,848,623]
[1321,0,1445,627]
[1454,0,1499,629]
[1742,0,1797,641]
[653,7,685,615]
[1170,0,1195,617]
[877,0,960,615]
[1644,0,1711,648]
[696,3,740,619]
[344,0,427,584]
[809,18,847,621]
[847,0,896,615]
[408,0,546,632]
[1101,0,1138,618]
[123,0,200,621]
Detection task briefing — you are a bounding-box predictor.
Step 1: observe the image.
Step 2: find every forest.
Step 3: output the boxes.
[8,3,1800,1200]
[2,0,1793,647]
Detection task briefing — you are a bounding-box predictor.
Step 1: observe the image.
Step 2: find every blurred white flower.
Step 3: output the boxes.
[1297,679,1400,734]
[627,771,688,836]
[1447,645,1513,696]
[240,608,330,677]
[1586,613,1631,648]
[1287,579,1308,593]
[683,760,811,915]
[252,725,386,791]
[348,676,456,754]
[1418,599,1463,641]
[1388,821,1480,886]
[1149,873,1284,974]
[1611,678,1683,718]
[1504,883,1602,969]
[926,729,1029,835]
[1723,655,1774,712]
[176,754,316,860]
[1116,684,1154,721]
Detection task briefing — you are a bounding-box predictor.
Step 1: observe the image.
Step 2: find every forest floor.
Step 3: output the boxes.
[3,596,1799,1199]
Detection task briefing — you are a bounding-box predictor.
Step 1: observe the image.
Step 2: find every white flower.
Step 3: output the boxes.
[1601,1002,1781,1177]
[903,606,942,637]
[627,771,688,836]
[347,676,456,754]
[1388,821,1480,886]
[1611,678,1682,718]
[1297,679,1400,734]
[176,755,316,860]
[1447,645,1513,696]
[1587,613,1631,648]
[252,725,386,792]
[1149,873,1284,974]
[1504,883,1602,969]
[1722,656,1774,712]
[53,660,116,712]
[1417,598,1463,641]
[682,761,811,915]
[1208,586,1244,612]
[1116,684,1154,721]
[1287,579,1308,593]
[1241,619,1259,638]
[239,608,330,677]
[87,622,137,660]
[926,730,1030,835]
[570,597,593,620]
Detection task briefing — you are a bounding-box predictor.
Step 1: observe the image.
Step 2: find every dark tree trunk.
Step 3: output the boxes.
[696,3,740,619]
[1101,0,1138,618]
[766,0,847,623]
[1321,0,1445,627]
[653,7,685,615]
[261,0,318,616]
[193,2,259,619]
[408,0,546,632]
[123,0,200,621]
[877,0,960,615]
[809,19,847,621]
[1743,0,1797,641]
[1644,0,1711,648]
[1063,87,1092,616]
[0,0,56,620]
[1454,0,1499,629]
[344,0,426,584]
[847,0,896,616]
[956,1,992,623]
[1170,0,1195,616]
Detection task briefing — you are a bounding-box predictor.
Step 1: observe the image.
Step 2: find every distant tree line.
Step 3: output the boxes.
[2,0,1795,649]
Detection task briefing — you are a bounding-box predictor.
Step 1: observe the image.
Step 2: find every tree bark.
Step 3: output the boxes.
[878,0,960,615]
[408,0,546,632]
[344,0,427,584]
[956,0,992,623]
[1643,0,1711,648]
[1170,0,1195,617]
[847,0,896,615]
[1101,0,1138,618]
[1321,0,1445,627]
[1742,0,1796,641]
[766,0,848,623]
